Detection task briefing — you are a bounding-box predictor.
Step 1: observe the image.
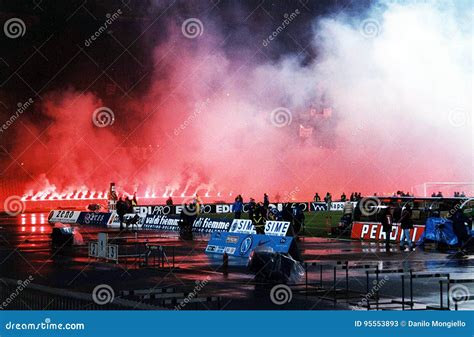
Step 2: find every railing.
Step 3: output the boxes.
[87,237,176,270]
[299,261,471,311]
[440,278,474,310]
[0,278,163,310]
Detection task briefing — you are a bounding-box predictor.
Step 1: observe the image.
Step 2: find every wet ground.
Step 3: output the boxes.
[1,212,473,310]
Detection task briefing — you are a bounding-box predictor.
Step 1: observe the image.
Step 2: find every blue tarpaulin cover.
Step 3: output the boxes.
[418,217,458,246]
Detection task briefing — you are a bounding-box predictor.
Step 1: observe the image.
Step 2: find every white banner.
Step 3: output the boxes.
[228,219,290,236]
[265,221,290,236]
[48,210,81,224]
[228,219,256,234]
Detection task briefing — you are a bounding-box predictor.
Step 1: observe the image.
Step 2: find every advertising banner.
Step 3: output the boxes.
[107,213,144,228]
[191,217,233,232]
[228,219,256,234]
[49,210,112,226]
[133,205,175,216]
[48,210,81,224]
[142,214,232,233]
[310,201,354,212]
[135,201,339,216]
[142,214,181,231]
[228,219,290,236]
[350,222,425,242]
[76,212,112,227]
[205,232,294,257]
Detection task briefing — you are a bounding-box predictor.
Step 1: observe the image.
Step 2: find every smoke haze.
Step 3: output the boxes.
[1,0,472,202]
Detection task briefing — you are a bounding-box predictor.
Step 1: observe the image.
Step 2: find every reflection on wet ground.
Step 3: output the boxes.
[1,213,473,310]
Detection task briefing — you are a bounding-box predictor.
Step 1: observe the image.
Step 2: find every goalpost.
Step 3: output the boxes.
[412,182,474,197]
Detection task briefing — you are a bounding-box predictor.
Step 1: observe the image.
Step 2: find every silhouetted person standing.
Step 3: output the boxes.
[253,202,266,234]
[452,208,471,250]
[116,197,126,231]
[399,204,413,251]
[233,197,243,219]
[381,206,394,252]
[263,193,269,210]
[179,204,195,240]
[324,192,332,211]
[248,198,256,221]
[293,204,305,235]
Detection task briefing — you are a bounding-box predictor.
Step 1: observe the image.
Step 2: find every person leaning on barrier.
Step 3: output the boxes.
[399,204,414,251]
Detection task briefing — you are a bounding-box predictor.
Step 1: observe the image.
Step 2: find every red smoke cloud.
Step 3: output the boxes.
[6,1,473,203]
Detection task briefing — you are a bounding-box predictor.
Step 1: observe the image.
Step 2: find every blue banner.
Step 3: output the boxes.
[206,232,294,257]
[0,311,472,337]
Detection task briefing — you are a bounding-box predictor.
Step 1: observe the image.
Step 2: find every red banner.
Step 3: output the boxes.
[350,222,425,242]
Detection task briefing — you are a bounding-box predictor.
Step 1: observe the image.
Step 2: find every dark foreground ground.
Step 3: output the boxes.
[0,212,473,310]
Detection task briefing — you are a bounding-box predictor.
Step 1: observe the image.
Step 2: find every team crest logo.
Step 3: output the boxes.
[240,236,253,255]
